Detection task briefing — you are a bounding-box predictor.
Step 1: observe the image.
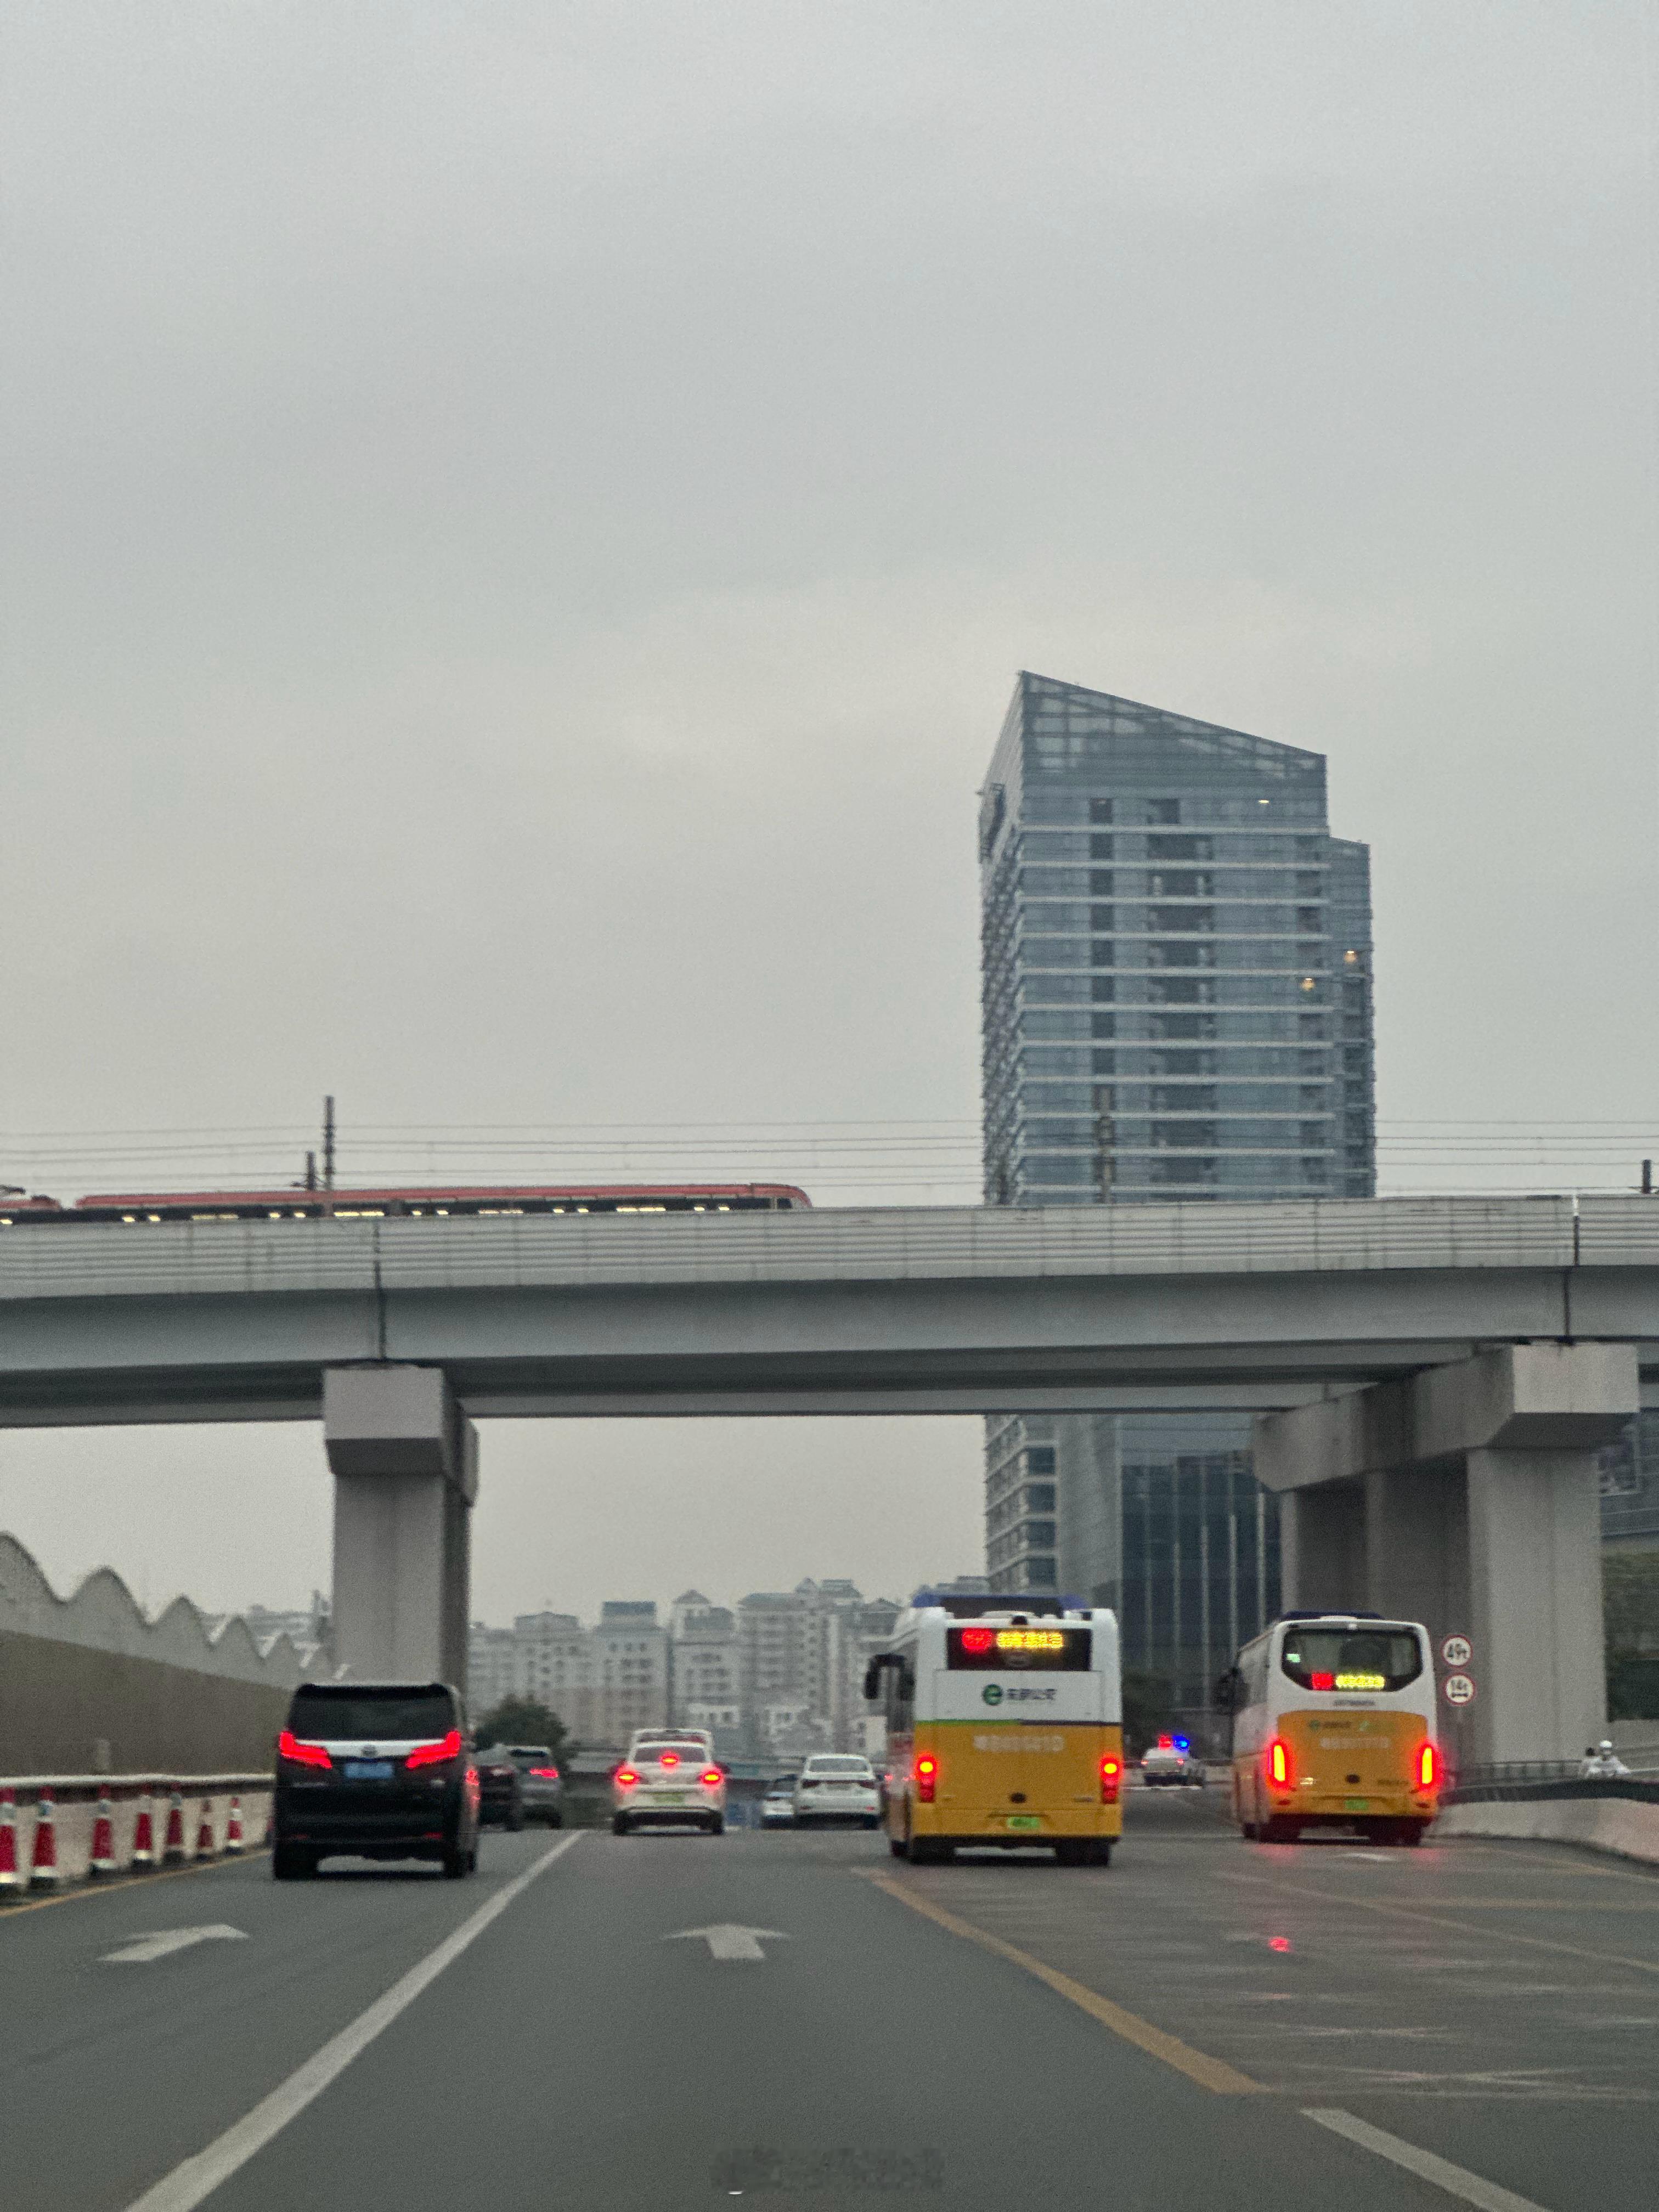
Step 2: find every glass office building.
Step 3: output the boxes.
[980,672,1376,1709]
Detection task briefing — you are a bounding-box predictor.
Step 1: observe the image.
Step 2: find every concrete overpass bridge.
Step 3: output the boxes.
[5,1192,1657,1763]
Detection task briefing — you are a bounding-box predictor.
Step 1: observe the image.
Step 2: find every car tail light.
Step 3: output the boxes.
[615,1767,639,1789]
[405,1729,463,1770]
[277,1730,331,1770]
[528,1767,558,1779]
[1099,1754,1122,1804]
[914,1754,939,1804]
[1267,1737,1293,1790]
[701,1769,723,1787]
[1416,1741,1439,1791]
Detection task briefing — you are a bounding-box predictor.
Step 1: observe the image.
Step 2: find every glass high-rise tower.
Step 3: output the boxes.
[979,672,1376,1710]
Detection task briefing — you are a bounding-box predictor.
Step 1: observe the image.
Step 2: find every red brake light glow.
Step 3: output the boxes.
[404,1730,462,1770]
[701,1769,723,1786]
[1310,1671,1335,1691]
[1417,1741,1439,1791]
[1099,1754,1122,1804]
[528,1767,558,1779]
[1268,1737,1292,1789]
[277,1730,331,1770]
[960,1628,995,1653]
[659,1751,680,1768]
[615,1767,639,1788]
[914,1754,939,1804]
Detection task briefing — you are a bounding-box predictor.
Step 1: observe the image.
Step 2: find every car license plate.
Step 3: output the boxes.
[1344,1797,1370,1812]
[345,1760,393,1780]
[1006,1814,1042,1831]
[657,1791,686,1805]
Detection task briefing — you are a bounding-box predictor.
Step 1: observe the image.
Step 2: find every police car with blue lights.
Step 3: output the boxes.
[1139,1733,1204,1786]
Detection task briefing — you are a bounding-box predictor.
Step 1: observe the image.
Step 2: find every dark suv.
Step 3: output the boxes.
[272,1680,481,1880]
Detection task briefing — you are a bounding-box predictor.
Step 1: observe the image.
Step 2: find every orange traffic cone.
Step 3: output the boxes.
[0,1788,21,1892]
[162,1789,186,1863]
[225,1797,245,1854]
[131,1798,156,1866]
[30,1790,61,1888]
[195,1800,217,1858]
[90,1789,117,1876]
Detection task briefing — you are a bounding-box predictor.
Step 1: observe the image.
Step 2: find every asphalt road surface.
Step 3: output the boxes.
[3,1789,1654,2211]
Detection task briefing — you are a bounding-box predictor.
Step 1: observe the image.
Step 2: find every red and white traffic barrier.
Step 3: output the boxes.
[225,1797,244,1854]
[90,1788,118,1876]
[31,1788,61,1888]
[0,1788,21,1892]
[195,1799,217,1858]
[131,1798,156,1866]
[162,1789,186,1864]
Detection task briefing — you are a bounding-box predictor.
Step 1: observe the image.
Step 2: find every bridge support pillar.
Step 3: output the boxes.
[1255,1343,1635,1765]
[324,1367,476,1692]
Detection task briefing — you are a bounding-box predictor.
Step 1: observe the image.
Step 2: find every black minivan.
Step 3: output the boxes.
[272,1679,481,1880]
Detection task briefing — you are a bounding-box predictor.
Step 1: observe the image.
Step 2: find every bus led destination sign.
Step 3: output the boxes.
[947,1626,1092,1672]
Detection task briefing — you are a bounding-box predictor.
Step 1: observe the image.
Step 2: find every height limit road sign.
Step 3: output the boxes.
[1441,1635,1472,1669]
[1443,1673,1476,1707]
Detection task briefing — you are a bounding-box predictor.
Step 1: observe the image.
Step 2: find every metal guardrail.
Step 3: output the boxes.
[1444,1775,1659,1808]
[1,1192,1627,1302]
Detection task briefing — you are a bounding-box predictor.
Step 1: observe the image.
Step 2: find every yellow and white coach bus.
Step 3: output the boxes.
[1224,1612,1442,1846]
[865,1595,1123,1866]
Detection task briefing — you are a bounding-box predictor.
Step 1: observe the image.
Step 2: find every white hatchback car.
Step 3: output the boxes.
[613,1738,726,1835]
[791,1754,881,1829]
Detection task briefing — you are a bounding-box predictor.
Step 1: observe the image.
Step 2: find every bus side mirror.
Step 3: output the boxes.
[862,1656,890,1701]
[1213,1669,1239,1713]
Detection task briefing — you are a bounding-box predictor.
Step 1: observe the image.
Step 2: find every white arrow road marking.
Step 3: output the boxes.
[103,1926,249,1966]
[665,1923,791,1962]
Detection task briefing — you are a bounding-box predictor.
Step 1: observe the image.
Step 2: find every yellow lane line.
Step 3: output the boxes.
[0,1851,267,1920]
[862,1871,1261,2096]
[1220,1869,1659,1977]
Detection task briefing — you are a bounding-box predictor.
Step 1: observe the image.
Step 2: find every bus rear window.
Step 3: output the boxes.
[947,1626,1092,1671]
[1280,1630,1423,1694]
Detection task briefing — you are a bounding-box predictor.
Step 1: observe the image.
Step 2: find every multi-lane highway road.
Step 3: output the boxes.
[4,1791,1654,2211]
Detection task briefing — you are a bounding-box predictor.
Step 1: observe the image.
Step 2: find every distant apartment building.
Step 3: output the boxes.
[466,1582,900,1759]
[465,1602,669,1749]
[979,671,1377,1711]
[668,1591,743,1754]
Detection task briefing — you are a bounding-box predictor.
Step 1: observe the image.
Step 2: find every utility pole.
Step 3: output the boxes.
[323,1096,336,1191]
[304,1151,318,1192]
[1643,1159,1653,1197]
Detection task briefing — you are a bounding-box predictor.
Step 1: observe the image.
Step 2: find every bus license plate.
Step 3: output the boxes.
[1344,1797,1370,1812]
[1005,1815,1042,1831]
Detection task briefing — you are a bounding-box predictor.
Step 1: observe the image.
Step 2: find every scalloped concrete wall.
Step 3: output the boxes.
[0,1534,316,1771]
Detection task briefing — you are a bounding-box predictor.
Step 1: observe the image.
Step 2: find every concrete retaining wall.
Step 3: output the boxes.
[1,1778,273,1887]
[1436,1794,1659,1866]
[0,1533,314,1771]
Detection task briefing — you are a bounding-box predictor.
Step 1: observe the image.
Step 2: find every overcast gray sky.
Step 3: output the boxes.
[2,3,1654,1624]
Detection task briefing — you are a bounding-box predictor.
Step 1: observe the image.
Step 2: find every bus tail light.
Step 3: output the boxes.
[1267,1738,1293,1790]
[1099,1755,1122,1804]
[1416,1741,1439,1791]
[914,1754,939,1804]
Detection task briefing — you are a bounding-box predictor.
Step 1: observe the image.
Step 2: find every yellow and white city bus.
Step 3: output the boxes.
[865,1596,1123,1866]
[1225,1612,1441,1846]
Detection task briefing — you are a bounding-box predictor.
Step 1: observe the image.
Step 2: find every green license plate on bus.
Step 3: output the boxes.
[1005,1815,1043,1831]
[1344,1798,1370,1812]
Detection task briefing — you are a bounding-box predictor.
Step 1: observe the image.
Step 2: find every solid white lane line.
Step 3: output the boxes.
[122,1835,581,2212]
[1303,2108,1551,2212]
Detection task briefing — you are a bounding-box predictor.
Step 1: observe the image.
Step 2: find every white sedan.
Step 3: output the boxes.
[791,1754,882,1828]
